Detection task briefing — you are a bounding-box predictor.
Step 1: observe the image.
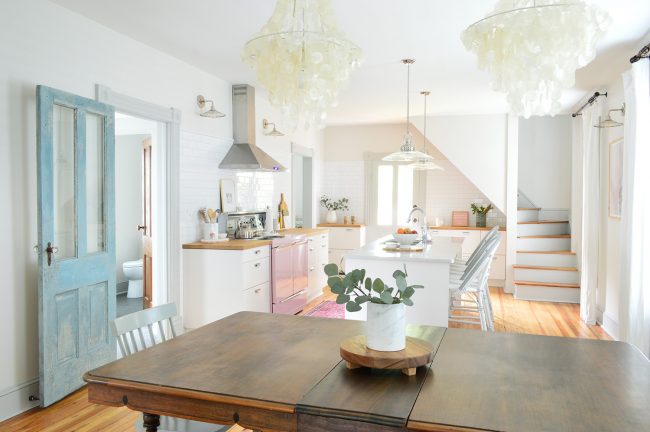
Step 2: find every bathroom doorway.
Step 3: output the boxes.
[115,113,165,317]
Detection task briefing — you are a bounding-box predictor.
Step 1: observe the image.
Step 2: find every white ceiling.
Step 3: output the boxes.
[51,0,650,125]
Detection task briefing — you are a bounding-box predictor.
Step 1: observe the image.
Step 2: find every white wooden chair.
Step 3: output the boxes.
[111,303,228,432]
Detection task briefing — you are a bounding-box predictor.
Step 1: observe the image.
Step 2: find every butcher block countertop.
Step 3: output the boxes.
[182,227,329,250]
[317,223,365,228]
[429,225,506,231]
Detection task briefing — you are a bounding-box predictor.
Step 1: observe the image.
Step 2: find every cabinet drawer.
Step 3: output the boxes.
[243,282,270,313]
[242,257,270,289]
[328,227,362,250]
[318,241,329,263]
[489,254,506,280]
[242,246,269,263]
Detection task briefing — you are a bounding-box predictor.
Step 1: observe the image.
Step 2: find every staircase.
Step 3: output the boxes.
[514,208,580,303]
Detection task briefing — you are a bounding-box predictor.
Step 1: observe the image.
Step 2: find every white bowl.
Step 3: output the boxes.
[392,233,419,245]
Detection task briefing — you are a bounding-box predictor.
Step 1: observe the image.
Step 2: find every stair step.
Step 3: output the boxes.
[514,280,580,289]
[517,235,571,239]
[513,265,578,271]
[517,250,575,254]
[517,220,569,224]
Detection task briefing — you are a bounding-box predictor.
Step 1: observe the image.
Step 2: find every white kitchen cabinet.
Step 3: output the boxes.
[323,226,366,268]
[429,228,507,281]
[307,231,329,301]
[182,245,271,329]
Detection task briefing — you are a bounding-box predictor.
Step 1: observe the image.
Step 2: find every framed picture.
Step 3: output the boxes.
[220,178,236,213]
[608,137,623,219]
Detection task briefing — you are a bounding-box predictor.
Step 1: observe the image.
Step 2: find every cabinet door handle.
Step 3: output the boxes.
[321,244,326,248]
[254,263,261,268]
[462,231,470,234]
[309,248,315,252]
[254,249,261,254]
[346,228,353,231]
[309,266,315,271]
[255,288,261,293]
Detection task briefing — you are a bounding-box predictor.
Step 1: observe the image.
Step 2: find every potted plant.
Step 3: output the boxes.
[324,263,422,351]
[320,195,349,224]
[471,203,493,228]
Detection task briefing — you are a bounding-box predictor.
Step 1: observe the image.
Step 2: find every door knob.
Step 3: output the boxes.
[138,225,146,232]
[45,242,58,266]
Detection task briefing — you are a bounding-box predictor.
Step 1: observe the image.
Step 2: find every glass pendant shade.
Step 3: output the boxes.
[408,90,444,171]
[242,0,362,130]
[461,0,610,118]
[412,160,444,171]
[383,132,435,162]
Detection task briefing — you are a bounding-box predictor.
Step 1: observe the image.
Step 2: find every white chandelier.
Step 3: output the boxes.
[461,0,610,118]
[242,0,362,129]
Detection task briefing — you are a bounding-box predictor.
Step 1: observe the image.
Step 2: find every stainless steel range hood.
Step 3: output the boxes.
[219,84,286,172]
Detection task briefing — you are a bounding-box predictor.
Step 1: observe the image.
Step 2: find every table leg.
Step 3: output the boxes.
[143,413,160,432]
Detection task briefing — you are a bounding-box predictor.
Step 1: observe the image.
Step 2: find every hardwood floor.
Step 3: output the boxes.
[0,288,609,432]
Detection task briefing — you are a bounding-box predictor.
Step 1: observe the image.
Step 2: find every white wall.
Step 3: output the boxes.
[322,123,505,242]
[413,114,508,212]
[518,116,572,209]
[115,134,145,288]
[0,0,233,419]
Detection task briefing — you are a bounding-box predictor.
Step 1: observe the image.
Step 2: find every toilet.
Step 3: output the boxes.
[123,259,144,298]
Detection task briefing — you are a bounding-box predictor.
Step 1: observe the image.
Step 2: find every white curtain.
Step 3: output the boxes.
[619,59,650,358]
[579,103,601,324]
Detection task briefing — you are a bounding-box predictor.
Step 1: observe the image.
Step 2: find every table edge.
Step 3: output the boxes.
[83,372,295,414]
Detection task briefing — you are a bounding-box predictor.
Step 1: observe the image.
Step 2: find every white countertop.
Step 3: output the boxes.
[345,235,462,264]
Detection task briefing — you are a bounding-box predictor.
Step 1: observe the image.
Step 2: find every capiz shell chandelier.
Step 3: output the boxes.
[462,0,610,118]
[242,0,362,129]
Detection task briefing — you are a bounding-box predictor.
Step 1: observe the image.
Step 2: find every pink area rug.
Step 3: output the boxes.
[306,301,345,319]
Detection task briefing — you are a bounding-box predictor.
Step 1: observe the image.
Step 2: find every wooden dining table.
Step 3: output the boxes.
[84,312,650,432]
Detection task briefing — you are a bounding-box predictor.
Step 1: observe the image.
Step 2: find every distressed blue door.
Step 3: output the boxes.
[36,86,116,406]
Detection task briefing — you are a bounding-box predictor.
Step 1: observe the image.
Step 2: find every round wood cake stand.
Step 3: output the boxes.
[340,335,434,376]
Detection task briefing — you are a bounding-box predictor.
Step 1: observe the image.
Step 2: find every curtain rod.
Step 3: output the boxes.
[571,91,607,117]
[630,42,650,63]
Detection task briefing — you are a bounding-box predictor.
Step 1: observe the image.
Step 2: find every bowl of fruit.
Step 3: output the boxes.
[392,228,420,245]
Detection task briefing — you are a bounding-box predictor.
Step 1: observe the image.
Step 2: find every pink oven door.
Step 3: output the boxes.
[292,240,309,294]
[271,244,294,305]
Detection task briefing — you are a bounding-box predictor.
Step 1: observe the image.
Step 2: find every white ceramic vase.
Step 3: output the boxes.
[326,210,337,224]
[366,302,406,351]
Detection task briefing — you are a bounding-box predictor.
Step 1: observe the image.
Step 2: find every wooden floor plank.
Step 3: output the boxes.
[0,288,610,431]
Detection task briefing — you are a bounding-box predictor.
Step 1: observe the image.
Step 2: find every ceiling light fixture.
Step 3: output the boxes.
[461,0,610,118]
[242,0,362,130]
[411,91,443,171]
[595,103,625,128]
[262,118,285,136]
[383,60,434,163]
[196,95,226,118]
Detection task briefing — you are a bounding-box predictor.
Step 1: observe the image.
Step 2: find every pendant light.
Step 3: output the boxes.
[383,59,434,162]
[410,91,443,171]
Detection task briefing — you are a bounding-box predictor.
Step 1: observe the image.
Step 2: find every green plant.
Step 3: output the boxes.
[471,203,493,215]
[323,263,423,312]
[320,195,350,211]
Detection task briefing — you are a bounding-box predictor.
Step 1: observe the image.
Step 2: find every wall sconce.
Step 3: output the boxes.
[262,118,284,136]
[196,95,226,118]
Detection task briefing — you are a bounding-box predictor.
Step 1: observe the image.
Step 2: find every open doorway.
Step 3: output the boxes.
[292,145,314,228]
[115,113,166,316]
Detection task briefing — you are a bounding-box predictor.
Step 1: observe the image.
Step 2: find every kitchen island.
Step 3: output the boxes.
[344,235,462,327]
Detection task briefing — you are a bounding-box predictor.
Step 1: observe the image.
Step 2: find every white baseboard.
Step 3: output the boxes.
[0,378,39,422]
[489,279,505,288]
[600,312,620,341]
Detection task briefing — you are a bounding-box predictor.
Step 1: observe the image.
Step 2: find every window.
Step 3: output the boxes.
[366,154,425,227]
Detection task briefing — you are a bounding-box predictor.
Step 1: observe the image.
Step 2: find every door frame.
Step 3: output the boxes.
[291,142,314,228]
[96,85,182,311]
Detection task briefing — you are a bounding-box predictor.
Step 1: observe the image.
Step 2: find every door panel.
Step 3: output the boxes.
[292,241,308,294]
[37,85,116,406]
